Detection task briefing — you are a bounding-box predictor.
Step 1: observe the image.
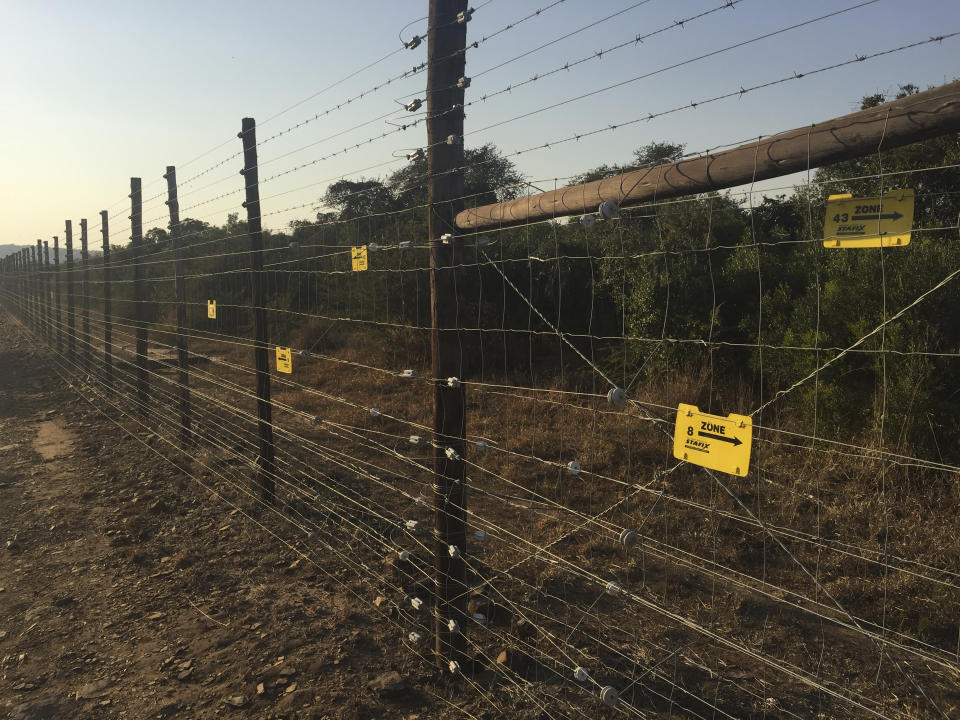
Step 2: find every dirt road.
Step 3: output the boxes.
[0,312,457,719]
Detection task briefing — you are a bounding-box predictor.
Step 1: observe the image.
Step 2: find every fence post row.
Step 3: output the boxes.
[101,211,112,388]
[130,178,149,415]
[426,0,470,669]
[80,218,90,370]
[165,166,192,445]
[65,220,75,360]
[239,118,276,505]
[43,241,51,341]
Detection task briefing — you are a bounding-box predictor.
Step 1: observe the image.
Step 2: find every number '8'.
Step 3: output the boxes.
[686,426,693,436]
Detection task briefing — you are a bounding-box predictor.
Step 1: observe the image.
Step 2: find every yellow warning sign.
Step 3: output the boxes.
[351,245,368,271]
[823,189,914,248]
[207,300,216,319]
[673,403,752,477]
[275,346,292,374]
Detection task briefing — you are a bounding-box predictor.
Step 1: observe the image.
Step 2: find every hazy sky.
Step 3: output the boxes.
[1,0,957,246]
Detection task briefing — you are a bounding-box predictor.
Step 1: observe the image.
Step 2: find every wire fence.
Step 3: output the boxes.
[2,2,959,718]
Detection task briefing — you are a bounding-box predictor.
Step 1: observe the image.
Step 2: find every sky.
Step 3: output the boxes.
[1,0,958,247]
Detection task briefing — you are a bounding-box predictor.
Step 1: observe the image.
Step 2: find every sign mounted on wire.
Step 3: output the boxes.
[207,300,217,319]
[351,246,368,272]
[275,346,292,374]
[823,189,914,248]
[673,404,752,477]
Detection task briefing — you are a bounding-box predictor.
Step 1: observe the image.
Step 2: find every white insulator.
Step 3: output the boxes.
[580,214,596,228]
[599,200,620,220]
[619,529,638,550]
[405,520,418,531]
[367,242,379,252]
[600,686,619,707]
[448,544,461,559]
[448,660,461,675]
[473,529,487,541]
[405,98,423,112]
[574,666,589,682]
[409,435,425,446]
[566,460,581,476]
[447,618,460,633]
[446,134,462,145]
[474,440,488,453]
[414,495,427,507]
[410,596,423,610]
[472,612,488,625]
[369,407,381,417]
[311,414,322,426]
[400,369,417,378]
[447,376,461,388]
[440,233,453,243]
[408,631,421,643]
[605,581,621,596]
[405,35,422,50]
[288,241,299,250]
[398,550,411,562]
[445,447,460,461]
[298,348,310,359]
[457,8,474,23]
[399,240,413,250]
[607,386,627,409]
[457,76,471,89]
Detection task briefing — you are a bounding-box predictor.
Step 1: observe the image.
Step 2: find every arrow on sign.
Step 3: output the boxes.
[851,211,903,221]
[698,430,743,446]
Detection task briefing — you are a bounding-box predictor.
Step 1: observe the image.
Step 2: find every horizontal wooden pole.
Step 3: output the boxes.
[455,80,960,232]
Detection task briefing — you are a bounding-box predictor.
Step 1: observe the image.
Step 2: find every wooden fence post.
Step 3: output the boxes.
[30,245,39,333]
[101,211,113,387]
[36,240,46,338]
[165,166,192,445]
[80,218,91,370]
[53,237,61,352]
[427,0,469,669]
[239,117,276,505]
[43,241,51,340]
[130,178,149,414]
[65,221,75,360]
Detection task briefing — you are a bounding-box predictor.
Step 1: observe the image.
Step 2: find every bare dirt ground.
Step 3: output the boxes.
[0,312,458,720]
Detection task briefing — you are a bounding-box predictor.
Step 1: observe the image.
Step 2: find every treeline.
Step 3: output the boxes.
[102,90,959,464]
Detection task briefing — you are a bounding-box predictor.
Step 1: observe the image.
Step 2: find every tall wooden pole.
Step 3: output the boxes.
[239,118,275,505]
[165,166,192,445]
[131,178,149,414]
[427,0,469,669]
[101,211,113,387]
